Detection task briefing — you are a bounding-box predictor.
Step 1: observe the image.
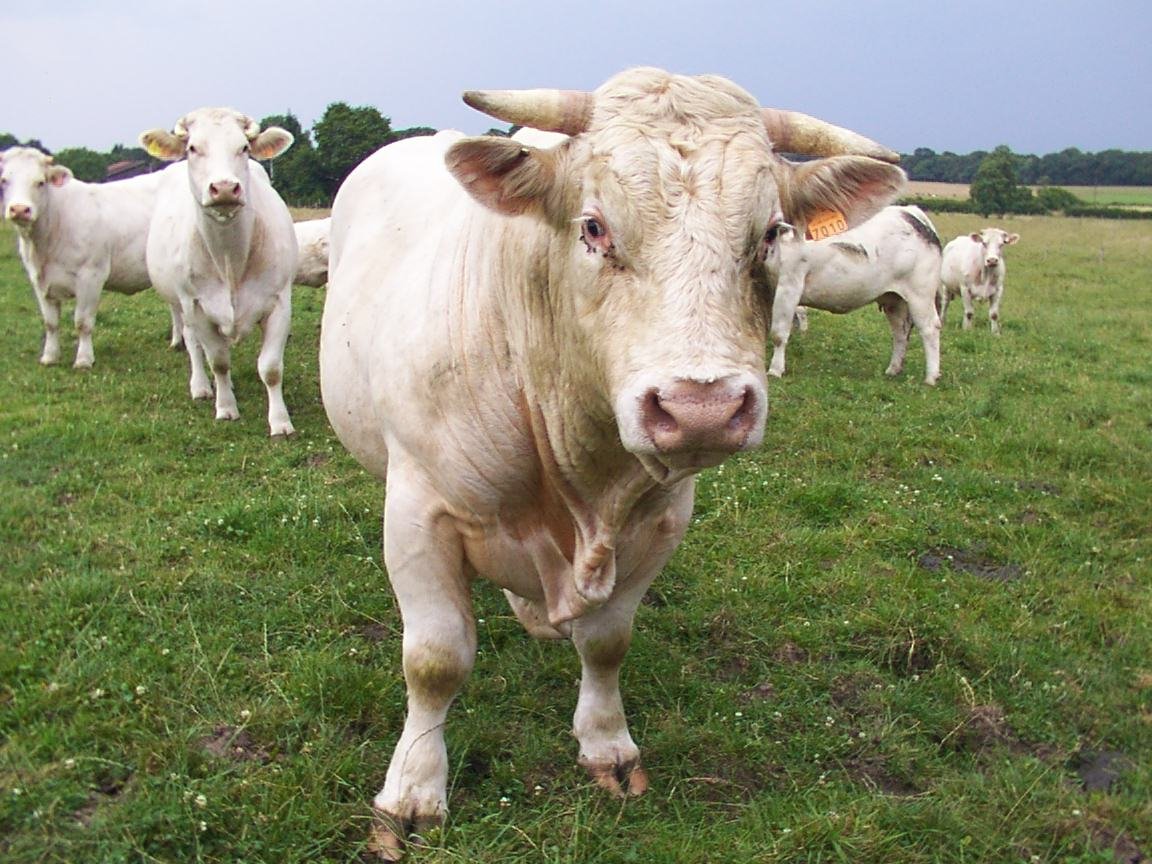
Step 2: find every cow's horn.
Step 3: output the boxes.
[762,108,900,164]
[173,117,191,140]
[242,116,262,140]
[463,89,594,135]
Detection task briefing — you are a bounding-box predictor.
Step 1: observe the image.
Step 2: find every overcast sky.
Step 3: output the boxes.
[5,1,1150,156]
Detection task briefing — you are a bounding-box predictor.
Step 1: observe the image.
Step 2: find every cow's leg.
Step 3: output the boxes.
[988,285,1004,335]
[34,290,62,366]
[570,492,691,798]
[768,280,803,378]
[168,303,185,350]
[879,294,911,377]
[907,294,942,385]
[257,290,295,437]
[961,287,976,331]
[181,317,214,400]
[373,469,474,859]
[196,325,239,420]
[938,287,950,326]
[71,282,101,369]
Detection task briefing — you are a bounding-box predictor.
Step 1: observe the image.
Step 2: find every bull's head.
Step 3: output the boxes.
[140,109,293,222]
[446,68,905,479]
[0,147,73,229]
[971,228,1019,268]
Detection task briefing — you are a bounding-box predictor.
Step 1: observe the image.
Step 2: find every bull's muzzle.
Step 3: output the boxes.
[640,378,759,454]
[6,203,33,224]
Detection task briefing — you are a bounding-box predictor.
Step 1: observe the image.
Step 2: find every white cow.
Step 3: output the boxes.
[768,205,943,384]
[140,109,298,436]
[0,146,168,368]
[939,227,1020,333]
[293,217,330,287]
[320,67,905,857]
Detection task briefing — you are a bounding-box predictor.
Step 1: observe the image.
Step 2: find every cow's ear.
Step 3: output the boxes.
[140,129,187,161]
[969,232,984,243]
[1004,232,1020,245]
[47,165,73,187]
[783,156,906,230]
[445,136,558,217]
[251,128,294,160]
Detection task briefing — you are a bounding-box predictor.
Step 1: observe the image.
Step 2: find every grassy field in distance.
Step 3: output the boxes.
[906,180,1152,208]
[1,212,1149,863]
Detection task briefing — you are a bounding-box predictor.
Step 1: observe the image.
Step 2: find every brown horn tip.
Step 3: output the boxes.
[763,108,901,163]
[463,89,594,136]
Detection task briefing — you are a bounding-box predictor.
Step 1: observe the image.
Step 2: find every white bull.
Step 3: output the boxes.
[0,146,167,368]
[292,216,330,287]
[768,205,943,384]
[140,109,298,436]
[319,67,905,857]
[939,227,1020,333]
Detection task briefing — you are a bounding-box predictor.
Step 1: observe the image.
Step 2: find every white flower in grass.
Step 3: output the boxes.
[194,793,207,809]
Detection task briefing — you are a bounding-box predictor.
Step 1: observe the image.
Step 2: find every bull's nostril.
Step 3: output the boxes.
[643,389,677,435]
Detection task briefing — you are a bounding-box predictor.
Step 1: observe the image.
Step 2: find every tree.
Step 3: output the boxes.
[258,112,325,207]
[970,145,1035,217]
[312,102,393,200]
[52,147,110,182]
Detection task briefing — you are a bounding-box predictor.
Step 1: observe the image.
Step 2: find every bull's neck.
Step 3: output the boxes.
[17,187,66,270]
[195,205,255,289]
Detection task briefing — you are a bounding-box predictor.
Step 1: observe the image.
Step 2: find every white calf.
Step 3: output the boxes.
[939,228,1019,334]
[140,108,298,436]
[0,147,165,368]
[769,205,942,385]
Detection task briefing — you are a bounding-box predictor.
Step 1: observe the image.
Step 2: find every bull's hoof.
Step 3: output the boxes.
[580,757,649,798]
[367,808,440,862]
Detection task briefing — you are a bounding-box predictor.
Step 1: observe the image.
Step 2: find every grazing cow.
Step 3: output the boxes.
[320,67,905,857]
[939,228,1020,333]
[140,109,298,436]
[293,217,330,287]
[0,146,169,368]
[768,205,942,384]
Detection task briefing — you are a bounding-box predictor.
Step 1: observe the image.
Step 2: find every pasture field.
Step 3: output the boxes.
[906,181,1152,209]
[1,213,1150,863]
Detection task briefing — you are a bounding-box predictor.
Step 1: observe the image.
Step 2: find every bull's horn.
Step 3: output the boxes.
[242,116,262,140]
[762,108,900,164]
[173,117,191,139]
[463,89,594,135]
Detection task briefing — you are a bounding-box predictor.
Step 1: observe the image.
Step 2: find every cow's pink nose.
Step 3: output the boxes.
[7,204,32,222]
[986,257,999,266]
[209,181,242,202]
[641,380,757,453]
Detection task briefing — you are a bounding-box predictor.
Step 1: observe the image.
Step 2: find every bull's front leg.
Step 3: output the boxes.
[33,287,62,366]
[768,278,804,378]
[71,278,102,369]
[257,289,295,437]
[372,468,475,860]
[960,286,977,331]
[987,284,1004,335]
[571,494,691,798]
[195,323,239,420]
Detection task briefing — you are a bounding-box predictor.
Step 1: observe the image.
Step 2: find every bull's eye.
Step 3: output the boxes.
[241,144,250,156]
[188,144,199,156]
[579,213,615,261]
[760,216,792,259]
[585,218,604,239]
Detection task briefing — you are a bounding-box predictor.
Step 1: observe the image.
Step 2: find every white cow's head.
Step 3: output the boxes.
[139,109,293,223]
[447,68,904,477]
[0,147,73,229]
[970,228,1019,268]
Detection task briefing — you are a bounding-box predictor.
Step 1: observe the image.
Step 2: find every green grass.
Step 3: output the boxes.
[1061,186,1152,208]
[1,212,1150,863]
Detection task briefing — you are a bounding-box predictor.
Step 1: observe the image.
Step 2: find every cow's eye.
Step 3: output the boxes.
[241,144,250,155]
[584,217,604,239]
[188,144,199,156]
[761,217,792,258]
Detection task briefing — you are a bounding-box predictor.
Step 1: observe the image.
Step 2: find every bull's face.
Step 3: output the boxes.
[971,228,1020,268]
[140,109,293,223]
[447,69,905,477]
[0,147,72,229]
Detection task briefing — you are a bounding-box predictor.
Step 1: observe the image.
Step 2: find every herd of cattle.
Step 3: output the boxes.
[2,68,1022,857]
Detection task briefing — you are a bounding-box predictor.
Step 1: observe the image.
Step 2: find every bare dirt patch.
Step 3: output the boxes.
[846,756,919,797]
[917,545,1023,582]
[1071,750,1136,792]
[198,725,272,763]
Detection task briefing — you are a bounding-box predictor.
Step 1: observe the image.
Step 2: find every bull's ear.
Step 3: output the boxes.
[140,129,187,161]
[784,156,906,230]
[970,232,984,243]
[1004,232,1020,245]
[251,128,294,160]
[47,165,73,187]
[445,136,558,217]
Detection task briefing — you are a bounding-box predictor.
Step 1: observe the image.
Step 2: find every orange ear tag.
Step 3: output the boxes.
[806,210,848,240]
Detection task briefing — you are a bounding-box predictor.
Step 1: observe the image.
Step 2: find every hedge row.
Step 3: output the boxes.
[899,196,1152,220]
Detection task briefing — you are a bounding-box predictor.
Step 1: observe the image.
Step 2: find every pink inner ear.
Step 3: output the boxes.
[50,172,69,188]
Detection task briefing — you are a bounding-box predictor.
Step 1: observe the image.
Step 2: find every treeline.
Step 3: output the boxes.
[901,147,1152,186]
[1,103,448,208]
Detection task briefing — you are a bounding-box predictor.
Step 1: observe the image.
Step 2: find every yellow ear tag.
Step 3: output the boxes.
[806,210,848,240]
